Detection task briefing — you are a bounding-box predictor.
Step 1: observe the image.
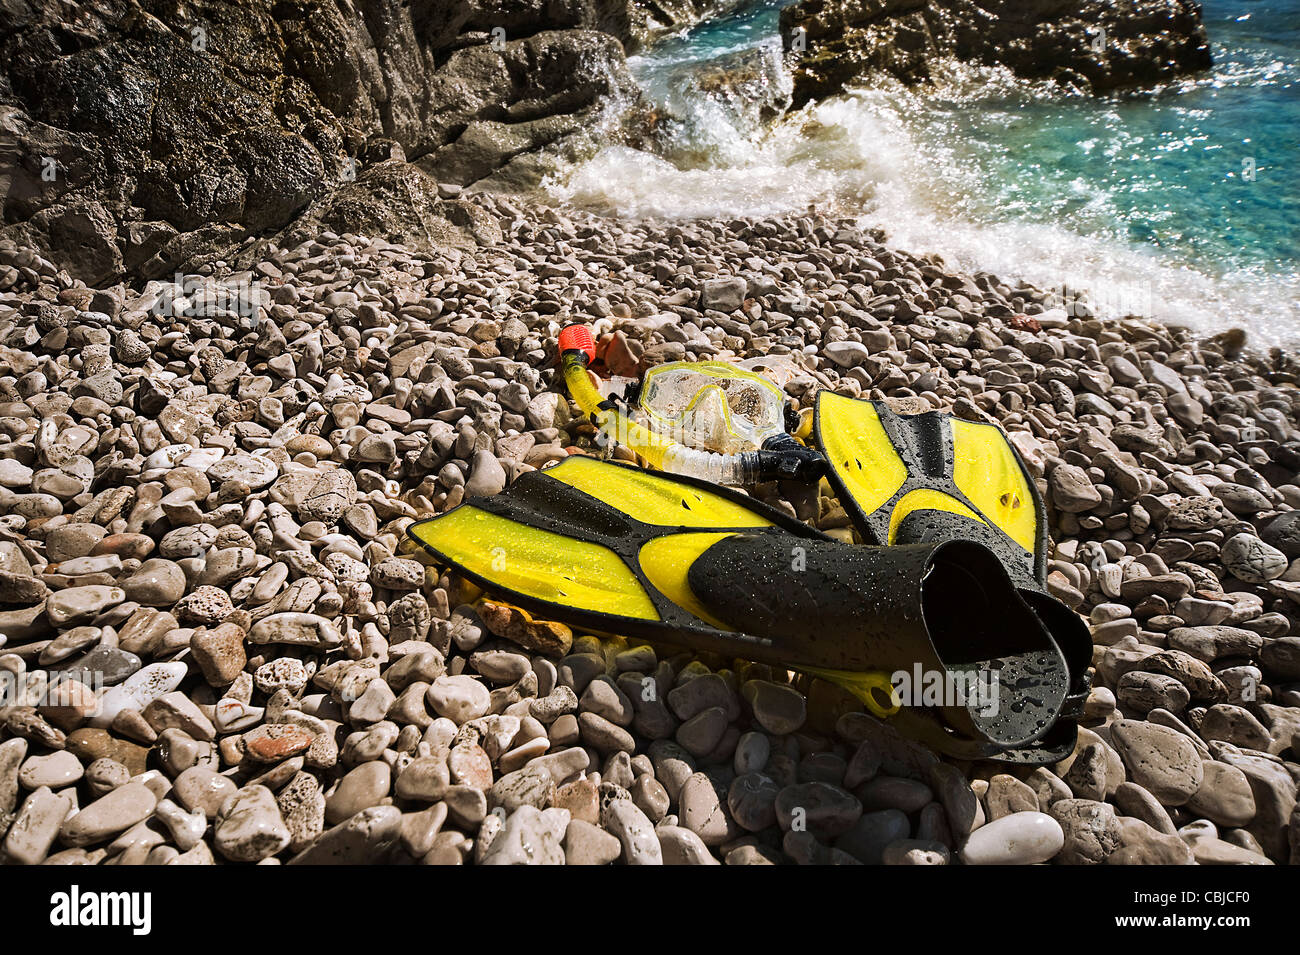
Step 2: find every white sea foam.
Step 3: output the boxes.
[547,53,1300,350]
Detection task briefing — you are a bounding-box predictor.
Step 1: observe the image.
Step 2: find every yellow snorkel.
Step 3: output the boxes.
[560,324,677,470]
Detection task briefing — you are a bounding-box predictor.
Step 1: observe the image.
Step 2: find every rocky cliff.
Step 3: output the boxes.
[780,0,1213,107]
[1,0,714,285]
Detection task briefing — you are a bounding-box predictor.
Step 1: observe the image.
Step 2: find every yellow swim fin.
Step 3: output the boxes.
[408,455,1073,755]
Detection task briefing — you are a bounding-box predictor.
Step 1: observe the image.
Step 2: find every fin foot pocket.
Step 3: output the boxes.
[689,535,1068,749]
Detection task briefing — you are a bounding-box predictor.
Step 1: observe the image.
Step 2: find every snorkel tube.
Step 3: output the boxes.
[559,324,824,486]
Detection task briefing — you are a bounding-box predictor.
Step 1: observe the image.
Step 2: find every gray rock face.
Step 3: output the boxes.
[624,1,743,50]
[781,0,1212,106]
[0,0,636,282]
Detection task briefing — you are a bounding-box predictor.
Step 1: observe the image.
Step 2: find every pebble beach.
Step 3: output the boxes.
[1,194,1297,866]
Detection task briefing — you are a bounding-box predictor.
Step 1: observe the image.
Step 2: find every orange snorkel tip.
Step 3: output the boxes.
[558,323,596,364]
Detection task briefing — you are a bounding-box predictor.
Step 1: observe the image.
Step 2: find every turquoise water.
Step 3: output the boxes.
[909,0,1299,288]
[553,0,1300,346]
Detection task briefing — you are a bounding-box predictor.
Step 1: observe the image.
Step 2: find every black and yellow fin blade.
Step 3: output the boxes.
[409,500,663,622]
[814,391,1046,588]
[406,455,825,654]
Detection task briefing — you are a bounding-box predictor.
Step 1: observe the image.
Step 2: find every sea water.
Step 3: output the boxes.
[548,0,1300,348]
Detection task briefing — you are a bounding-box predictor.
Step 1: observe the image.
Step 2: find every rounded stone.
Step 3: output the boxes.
[46,585,125,626]
[325,761,392,824]
[727,772,780,832]
[92,662,188,728]
[426,676,491,724]
[18,750,85,789]
[1116,670,1191,715]
[63,646,142,687]
[214,785,291,861]
[1220,533,1288,584]
[1186,760,1256,828]
[1260,637,1300,681]
[959,811,1064,865]
[173,585,235,625]
[174,767,239,819]
[858,776,934,813]
[59,782,157,847]
[1260,511,1300,557]
[191,622,248,686]
[1048,798,1122,865]
[207,452,279,490]
[45,524,109,563]
[198,547,259,588]
[248,612,341,648]
[742,680,806,735]
[1109,720,1202,807]
[774,781,862,838]
[678,772,732,846]
[464,450,506,497]
[675,706,728,757]
[119,558,187,606]
[91,533,156,560]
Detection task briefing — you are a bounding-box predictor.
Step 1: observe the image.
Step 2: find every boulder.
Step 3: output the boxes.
[780,0,1212,107]
[0,0,636,281]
